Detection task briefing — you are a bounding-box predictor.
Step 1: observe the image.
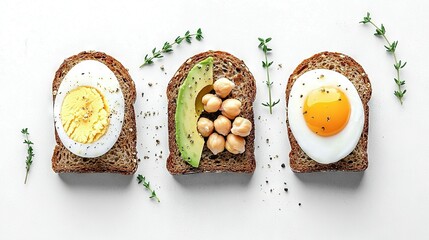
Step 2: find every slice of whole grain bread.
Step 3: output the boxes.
[51,51,137,174]
[167,51,256,174]
[286,51,372,173]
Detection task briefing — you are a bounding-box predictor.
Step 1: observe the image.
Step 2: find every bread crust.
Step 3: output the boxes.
[286,52,372,172]
[51,51,137,174]
[167,51,256,174]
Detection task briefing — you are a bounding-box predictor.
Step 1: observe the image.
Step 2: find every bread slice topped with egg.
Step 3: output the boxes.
[51,51,137,174]
[286,52,371,172]
[167,51,256,174]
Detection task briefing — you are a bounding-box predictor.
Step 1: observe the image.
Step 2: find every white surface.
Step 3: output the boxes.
[1,0,428,239]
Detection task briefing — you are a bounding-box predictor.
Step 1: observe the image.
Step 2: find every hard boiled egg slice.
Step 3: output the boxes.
[53,60,124,158]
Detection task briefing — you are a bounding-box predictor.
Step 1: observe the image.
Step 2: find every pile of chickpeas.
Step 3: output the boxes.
[197,77,252,155]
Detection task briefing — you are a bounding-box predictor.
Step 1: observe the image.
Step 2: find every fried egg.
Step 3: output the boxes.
[287,69,364,164]
[53,60,125,158]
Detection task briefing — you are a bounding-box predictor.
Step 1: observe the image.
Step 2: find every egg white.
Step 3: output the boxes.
[53,60,125,158]
[287,69,364,164]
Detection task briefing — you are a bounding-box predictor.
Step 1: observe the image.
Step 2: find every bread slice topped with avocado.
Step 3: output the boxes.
[167,51,256,174]
[286,52,372,172]
[51,51,137,174]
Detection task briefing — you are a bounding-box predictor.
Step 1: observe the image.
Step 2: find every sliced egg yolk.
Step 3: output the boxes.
[303,87,350,137]
[60,86,110,144]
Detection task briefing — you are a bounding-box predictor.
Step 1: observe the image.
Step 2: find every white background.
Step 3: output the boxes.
[1,0,428,239]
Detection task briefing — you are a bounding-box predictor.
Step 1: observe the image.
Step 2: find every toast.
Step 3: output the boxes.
[51,51,137,174]
[167,51,256,174]
[286,51,372,172]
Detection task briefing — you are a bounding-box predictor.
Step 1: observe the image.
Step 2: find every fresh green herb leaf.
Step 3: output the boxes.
[175,36,184,44]
[394,60,407,70]
[196,28,203,41]
[258,37,280,114]
[184,30,192,43]
[162,42,172,53]
[374,24,386,36]
[150,191,157,199]
[359,12,372,24]
[272,99,280,106]
[21,128,34,184]
[140,28,204,68]
[360,12,407,104]
[137,174,160,203]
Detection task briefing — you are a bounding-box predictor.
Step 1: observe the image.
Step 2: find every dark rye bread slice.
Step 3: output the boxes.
[286,51,372,173]
[167,51,256,174]
[51,51,137,174]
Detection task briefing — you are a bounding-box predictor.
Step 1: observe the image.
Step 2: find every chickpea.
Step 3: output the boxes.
[225,134,245,154]
[207,132,225,155]
[202,94,222,113]
[213,77,235,98]
[220,99,241,119]
[197,117,214,137]
[214,115,232,136]
[201,93,215,104]
[231,117,252,137]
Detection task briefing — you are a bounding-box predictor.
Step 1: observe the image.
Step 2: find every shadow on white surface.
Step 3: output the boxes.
[294,171,365,189]
[59,173,133,188]
[173,172,253,188]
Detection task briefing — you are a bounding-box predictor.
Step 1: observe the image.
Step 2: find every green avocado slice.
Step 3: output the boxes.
[175,57,214,167]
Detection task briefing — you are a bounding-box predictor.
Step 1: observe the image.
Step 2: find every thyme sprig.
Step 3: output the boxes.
[360,12,407,104]
[21,128,34,184]
[137,174,160,202]
[140,28,203,68]
[258,37,280,114]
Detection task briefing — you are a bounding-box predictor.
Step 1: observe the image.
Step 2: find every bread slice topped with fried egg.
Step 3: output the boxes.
[286,52,372,172]
[51,51,137,174]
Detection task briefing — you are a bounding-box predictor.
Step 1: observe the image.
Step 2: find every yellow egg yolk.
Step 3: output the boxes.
[303,87,350,137]
[60,86,109,144]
